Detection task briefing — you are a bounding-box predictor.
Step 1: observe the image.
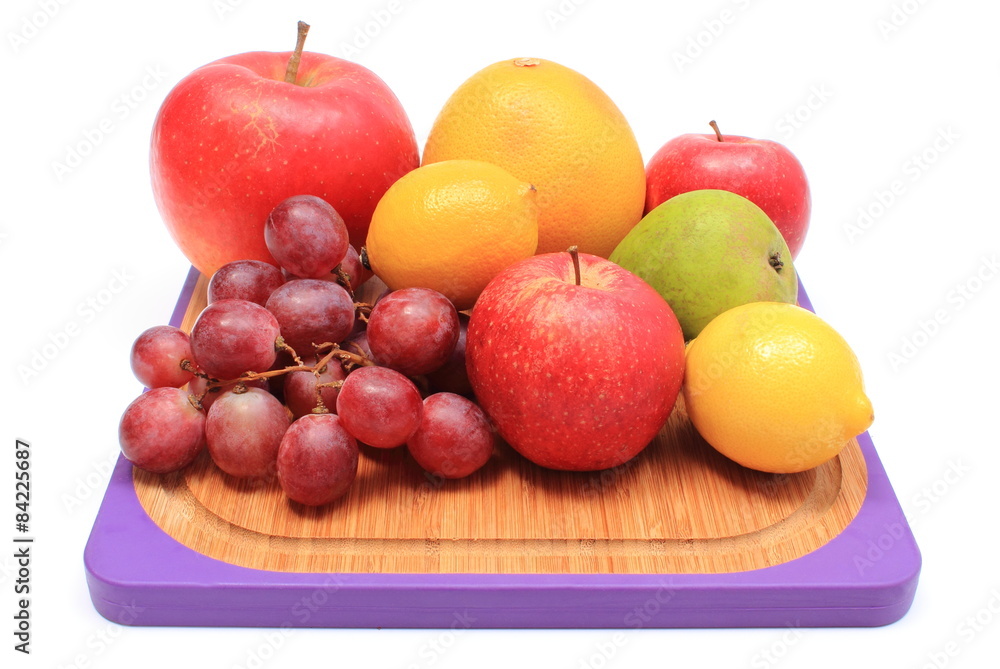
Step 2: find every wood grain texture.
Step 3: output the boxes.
[134,273,868,574]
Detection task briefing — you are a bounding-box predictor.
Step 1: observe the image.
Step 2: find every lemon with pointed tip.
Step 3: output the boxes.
[683,301,874,473]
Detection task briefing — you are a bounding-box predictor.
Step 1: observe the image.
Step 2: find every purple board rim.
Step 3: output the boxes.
[84,267,921,629]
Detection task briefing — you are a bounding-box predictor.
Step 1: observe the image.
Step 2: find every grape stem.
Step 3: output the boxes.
[275,336,304,366]
[354,301,373,324]
[180,359,209,379]
[311,380,344,415]
[186,394,204,412]
[334,264,354,297]
[204,342,374,392]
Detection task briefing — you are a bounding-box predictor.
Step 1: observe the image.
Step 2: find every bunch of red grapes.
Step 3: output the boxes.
[119,195,494,506]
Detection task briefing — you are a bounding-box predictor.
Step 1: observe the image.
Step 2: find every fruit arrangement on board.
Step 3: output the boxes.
[120,22,874,507]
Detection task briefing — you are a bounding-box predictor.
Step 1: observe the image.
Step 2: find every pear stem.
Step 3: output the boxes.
[284,21,310,84]
[709,120,723,142]
[567,246,581,286]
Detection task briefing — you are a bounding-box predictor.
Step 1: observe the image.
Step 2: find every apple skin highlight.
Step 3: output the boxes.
[644,124,811,258]
[150,50,419,276]
[466,251,686,472]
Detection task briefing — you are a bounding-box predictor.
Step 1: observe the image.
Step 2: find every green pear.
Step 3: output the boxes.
[609,189,797,340]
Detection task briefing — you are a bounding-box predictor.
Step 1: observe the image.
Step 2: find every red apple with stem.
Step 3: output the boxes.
[644,121,811,258]
[150,22,419,276]
[466,248,685,472]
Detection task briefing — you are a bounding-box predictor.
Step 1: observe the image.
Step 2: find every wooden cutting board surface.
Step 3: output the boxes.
[134,273,868,575]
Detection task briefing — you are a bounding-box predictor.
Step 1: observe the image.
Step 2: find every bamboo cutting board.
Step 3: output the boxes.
[133,272,867,576]
[86,268,922,628]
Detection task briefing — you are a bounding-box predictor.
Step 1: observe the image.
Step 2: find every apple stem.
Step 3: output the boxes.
[709,120,723,142]
[284,20,311,85]
[567,245,581,286]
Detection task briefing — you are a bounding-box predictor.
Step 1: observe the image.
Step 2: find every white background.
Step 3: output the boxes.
[3,0,998,667]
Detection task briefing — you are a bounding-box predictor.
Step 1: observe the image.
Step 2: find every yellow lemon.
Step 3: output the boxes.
[683,302,874,473]
[422,57,645,258]
[364,159,538,310]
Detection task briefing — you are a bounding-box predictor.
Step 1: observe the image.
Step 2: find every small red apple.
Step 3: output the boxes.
[466,249,685,472]
[644,121,811,258]
[150,22,419,276]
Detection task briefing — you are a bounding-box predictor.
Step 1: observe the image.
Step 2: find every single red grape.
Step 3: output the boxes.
[282,246,370,291]
[206,386,290,479]
[336,366,423,448]
[426,313,473,397]
[119,387,205,473]
[367,287,459,376]
[189,299,281,380]
[208,259,284,306]
[265,195,350,279]
[407,393,494,479]
[277,413,359,506]
[265,279,355,356]
[130,325,195,389]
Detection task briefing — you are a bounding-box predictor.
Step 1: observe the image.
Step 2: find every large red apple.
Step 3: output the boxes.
[645,121,811,258]
[466,250,685,471]
[150,25,419,276]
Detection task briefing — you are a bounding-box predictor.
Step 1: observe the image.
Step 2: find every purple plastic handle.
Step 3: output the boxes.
[84,268,920,628]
